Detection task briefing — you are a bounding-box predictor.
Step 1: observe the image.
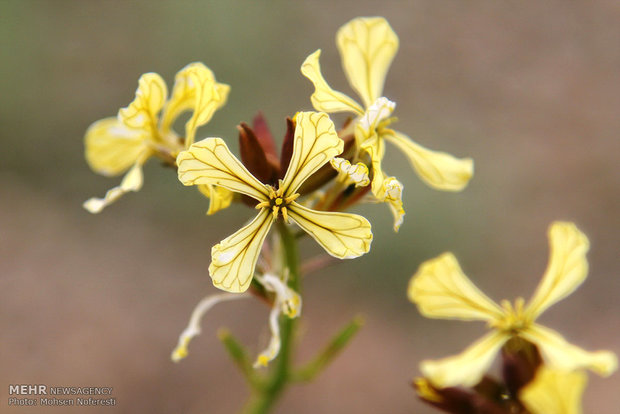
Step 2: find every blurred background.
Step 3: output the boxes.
[1,1,618,412]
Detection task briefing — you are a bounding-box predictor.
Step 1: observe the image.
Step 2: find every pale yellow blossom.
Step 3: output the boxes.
[408,222,617,388]
[520,367,587,414]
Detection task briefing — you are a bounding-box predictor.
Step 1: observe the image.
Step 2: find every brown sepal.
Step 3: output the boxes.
[279,117,296,179]
[414,379,511,414]
[238,122,280,185]
[501,340,542,398]
[252,111,278,160]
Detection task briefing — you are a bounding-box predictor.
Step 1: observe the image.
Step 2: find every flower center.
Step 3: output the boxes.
[493,297,531,335]
[255,179,300,222]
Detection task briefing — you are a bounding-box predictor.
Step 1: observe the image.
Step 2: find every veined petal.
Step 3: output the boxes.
[520,367,587,414]
[336,17,399,108]
[300,50,364,115]
[197,184,234,215]
[287,202,372,259]
[281,112,344,196]
[83,161,144,214]
[379,177,405,232]
[330,157,370,187]
[161,63,229,139]
[521,324,617,376]
[408,252,504,322]
[525,222,590,320]
[209,209,274,292]
[177,138,270,201]
[183,64,230,147]
[84,117,149,176]
[171,292,249,362]
[118,72,167,135]
[421,330,509,388]
[383,130,474,191]
[357,127,386,196]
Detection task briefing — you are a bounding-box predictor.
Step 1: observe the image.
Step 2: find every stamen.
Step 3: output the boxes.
[281,207,289,223]
[255,201,270,209]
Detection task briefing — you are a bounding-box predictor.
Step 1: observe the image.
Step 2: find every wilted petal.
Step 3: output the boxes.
[330,157,370,187]
[84,117,149,176]
[83,162,144,214]
[254,301,282,368]
[197,184,234,215]
[171,292,249,362]
[301,50,364,115]
[421,331,509,388]
[520,367,587,414]
[177,138,270,201]
[379,177,405,232]
[384,130,473,191]
[287,202,372,259]
[358,128,386,196]
[209,209,274,292]
[118,72,167,135]
[408,252,504,322]
[281,112,344,196]
[521,324,617,376]
[336,17,399,108]
[525,222,590,320]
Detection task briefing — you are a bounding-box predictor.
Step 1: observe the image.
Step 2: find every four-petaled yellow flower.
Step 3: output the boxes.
[84,63,230,213]
[408,221,617,388]
[520,367,587,414]
[301,17,473,230]
[177,111,373,292]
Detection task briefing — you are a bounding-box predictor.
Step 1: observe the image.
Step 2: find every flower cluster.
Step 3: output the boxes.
[83,15,615,413]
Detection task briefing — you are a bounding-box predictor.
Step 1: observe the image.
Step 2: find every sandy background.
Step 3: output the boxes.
[1,1,619,412]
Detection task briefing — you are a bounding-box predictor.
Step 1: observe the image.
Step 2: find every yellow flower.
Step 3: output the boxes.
[408,221,617,388]
[84,63,230,213]
[177,111,373,293]
[301,17,473,230]
[520,367,587,414]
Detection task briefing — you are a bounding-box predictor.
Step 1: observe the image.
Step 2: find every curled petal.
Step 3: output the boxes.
[336,17,399,108]
[281,112,344,196]
[330,157,370,187]
[84,117,149,176]
[258,273,303,319]
[209,209,274,292]
[254,301,282,368]
[520,367,587,414]
[118,72,167,135]
[177,137,269,201]
[358,128,386,196]
[358,97,395,135]
[408,252,504,322]
[287,202,372,259]
[421,331,509,388]
[300,50,364,115]
[383,130,473,191]
[197,184,234,215]
[378,177,405,232]
[83,161,144,214]
[525,222,590,320]
[521,324,618,376]
[171,292,249,362]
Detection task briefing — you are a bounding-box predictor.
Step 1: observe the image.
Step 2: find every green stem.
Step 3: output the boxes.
[241,221,300,414]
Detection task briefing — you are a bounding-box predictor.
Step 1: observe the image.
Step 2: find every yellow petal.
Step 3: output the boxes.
[357,127,386,196]
[118,72,167,135]
[520,367,587,414]
[525,222,590,320]
[173,63,230,148]
[83,162,144,214]
[171,292,249,362]
[209,209,274,292]
[300,50,364,115]
[281,111,344,195]
[197,184,234,215]
[336,17,399,108]
[408,252,504,322]
[378,177,405,232]
[521,324,617,376]
[330,157,370,187]
[383,130,474,191]
[177,137,270,201]
[421,330,509,388]
[84,117,150,176]
[287,202,372,259]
